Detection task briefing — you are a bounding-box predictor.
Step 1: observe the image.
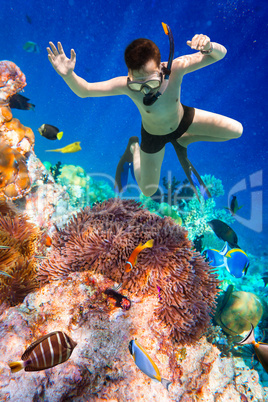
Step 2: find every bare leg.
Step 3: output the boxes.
[131,142,165,197]
[177,108,243,147]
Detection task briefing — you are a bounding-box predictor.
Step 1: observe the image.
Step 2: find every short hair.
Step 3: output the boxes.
[124,38,161,71]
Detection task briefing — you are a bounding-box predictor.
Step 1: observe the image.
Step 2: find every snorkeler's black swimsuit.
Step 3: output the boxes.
[140,104,195,154]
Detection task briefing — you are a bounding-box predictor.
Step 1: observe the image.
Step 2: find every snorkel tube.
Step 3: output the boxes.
[143,22,175,106]
[161,22,174,79]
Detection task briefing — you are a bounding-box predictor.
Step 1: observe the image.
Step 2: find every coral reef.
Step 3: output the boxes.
[0,61,26,103]
[42,162,115,208]
[0,271,266,401]
[140,174,233,249]
[0,143,31,199]
[39,198,220,344]
[0,61,35,200]
[0,201,42,306]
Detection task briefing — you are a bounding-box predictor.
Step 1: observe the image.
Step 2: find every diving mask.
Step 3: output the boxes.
[127,72,163,93]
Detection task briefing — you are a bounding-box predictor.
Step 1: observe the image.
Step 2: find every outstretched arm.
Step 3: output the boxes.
[47,42,126,98]
[173,34,227,76]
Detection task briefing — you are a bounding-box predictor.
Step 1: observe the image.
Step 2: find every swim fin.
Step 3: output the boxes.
[171,140,211,201]
[115,136,139,192]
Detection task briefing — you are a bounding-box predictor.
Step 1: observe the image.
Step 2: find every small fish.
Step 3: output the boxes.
[26,15,32,24]
[38,124,63,141]
[262,271,268,287]
[129,339,172,390]
[104,288,131,310]
[34,255,49,259]
[236,324,268,373]
[45,235,52,247]
[0,270,14,279]
[9,94,35,111]
[9,331,77,372]
[46,142,81,153]
[203,244,227,268]
[0,245,11,249]
[224,248,250,278]
[203,242,249,278]
[225,195,243,215]
[207,219,240,248]
[125,239,154,273]
[23,41,40,53]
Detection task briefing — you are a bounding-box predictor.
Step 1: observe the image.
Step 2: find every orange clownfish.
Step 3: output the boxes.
[45,235,52,247]
[125,240,154,272]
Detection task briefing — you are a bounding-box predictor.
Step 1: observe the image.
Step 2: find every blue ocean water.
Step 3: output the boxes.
[0,0,267,253]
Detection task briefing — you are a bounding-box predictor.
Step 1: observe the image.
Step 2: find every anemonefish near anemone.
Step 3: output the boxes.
[125,239,154,272]
[129,339,172,390]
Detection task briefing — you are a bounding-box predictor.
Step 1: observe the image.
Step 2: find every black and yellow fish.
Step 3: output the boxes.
[225,195,243,215]
[9,331,77,372]
[38,124,63,141]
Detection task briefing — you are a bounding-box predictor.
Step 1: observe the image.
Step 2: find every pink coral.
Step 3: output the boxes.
[39,199,220,344]
[0,61,26,104]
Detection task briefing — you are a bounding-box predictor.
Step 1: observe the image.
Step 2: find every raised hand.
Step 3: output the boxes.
[187,34,211,52]
[47,42,76,77]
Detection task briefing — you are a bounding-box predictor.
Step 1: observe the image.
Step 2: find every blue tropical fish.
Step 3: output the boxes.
[23,41,40,53]
[224,248,250,278]
[203,242,249,278]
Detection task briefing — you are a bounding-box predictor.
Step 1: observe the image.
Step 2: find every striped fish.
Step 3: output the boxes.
[9,331,77,372]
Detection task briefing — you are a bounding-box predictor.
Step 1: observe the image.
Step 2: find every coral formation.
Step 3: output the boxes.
[0,270,266,401]
[39,198,220,344]
[0,61,26,104]
[42,162,115,208]
[0,201,42,306]
[0,61,35,200]
[0,143,31,199]
[140,174,233,249]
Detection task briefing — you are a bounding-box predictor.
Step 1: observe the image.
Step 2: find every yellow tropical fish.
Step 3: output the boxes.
[46,142,81,153]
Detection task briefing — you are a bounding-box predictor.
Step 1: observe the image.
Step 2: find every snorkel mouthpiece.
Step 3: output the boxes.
[143,22,174,106]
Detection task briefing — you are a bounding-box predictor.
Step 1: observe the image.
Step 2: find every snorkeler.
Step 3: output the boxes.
[47,23,243,198]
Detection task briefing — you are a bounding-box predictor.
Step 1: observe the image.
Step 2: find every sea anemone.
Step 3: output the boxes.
[39,198,220,344]
[0,201,42,306]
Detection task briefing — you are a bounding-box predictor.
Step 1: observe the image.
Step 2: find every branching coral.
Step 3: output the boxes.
[39,198,219,344]
[0,202,42,306]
